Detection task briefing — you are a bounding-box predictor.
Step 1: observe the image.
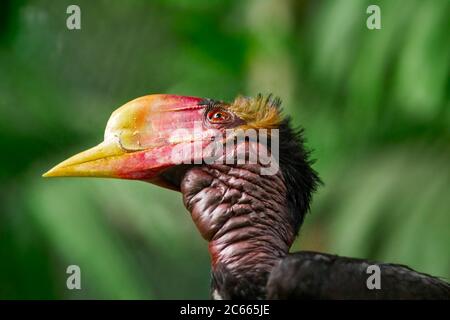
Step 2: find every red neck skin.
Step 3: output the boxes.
[181,163,295,299]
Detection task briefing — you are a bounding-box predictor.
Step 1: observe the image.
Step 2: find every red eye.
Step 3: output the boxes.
[207,108,232,124]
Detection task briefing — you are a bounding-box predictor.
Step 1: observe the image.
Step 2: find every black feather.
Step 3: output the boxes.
[267,251,450,299]
[278,116,322,234]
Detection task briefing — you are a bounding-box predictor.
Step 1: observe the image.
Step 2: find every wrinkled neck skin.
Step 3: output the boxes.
[181,163,295,299]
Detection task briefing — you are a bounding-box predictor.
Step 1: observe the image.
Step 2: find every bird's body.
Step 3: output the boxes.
[267,252,450,300]
[44,94,450,299]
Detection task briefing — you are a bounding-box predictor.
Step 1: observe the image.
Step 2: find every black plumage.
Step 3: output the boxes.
[267,251,450,299]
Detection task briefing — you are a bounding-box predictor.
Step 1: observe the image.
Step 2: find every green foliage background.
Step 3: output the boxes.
[0,0,448,299]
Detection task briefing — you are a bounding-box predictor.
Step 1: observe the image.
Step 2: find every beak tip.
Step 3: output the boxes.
[42,167,57,178]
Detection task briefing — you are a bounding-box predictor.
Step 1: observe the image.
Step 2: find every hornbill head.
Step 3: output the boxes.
[44,94,319,235]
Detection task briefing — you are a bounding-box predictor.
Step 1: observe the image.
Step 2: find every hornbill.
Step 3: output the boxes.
[44,94,450,299]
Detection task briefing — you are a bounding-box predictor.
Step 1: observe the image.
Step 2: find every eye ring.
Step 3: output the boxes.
[206,107,233,124]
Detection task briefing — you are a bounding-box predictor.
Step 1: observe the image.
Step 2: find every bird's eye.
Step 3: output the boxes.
[206,108,232,124]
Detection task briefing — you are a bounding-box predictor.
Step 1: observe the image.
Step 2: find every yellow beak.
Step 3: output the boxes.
[42,141,127,178]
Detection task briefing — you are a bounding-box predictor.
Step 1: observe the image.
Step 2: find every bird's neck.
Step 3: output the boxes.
[181,164,295,299]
